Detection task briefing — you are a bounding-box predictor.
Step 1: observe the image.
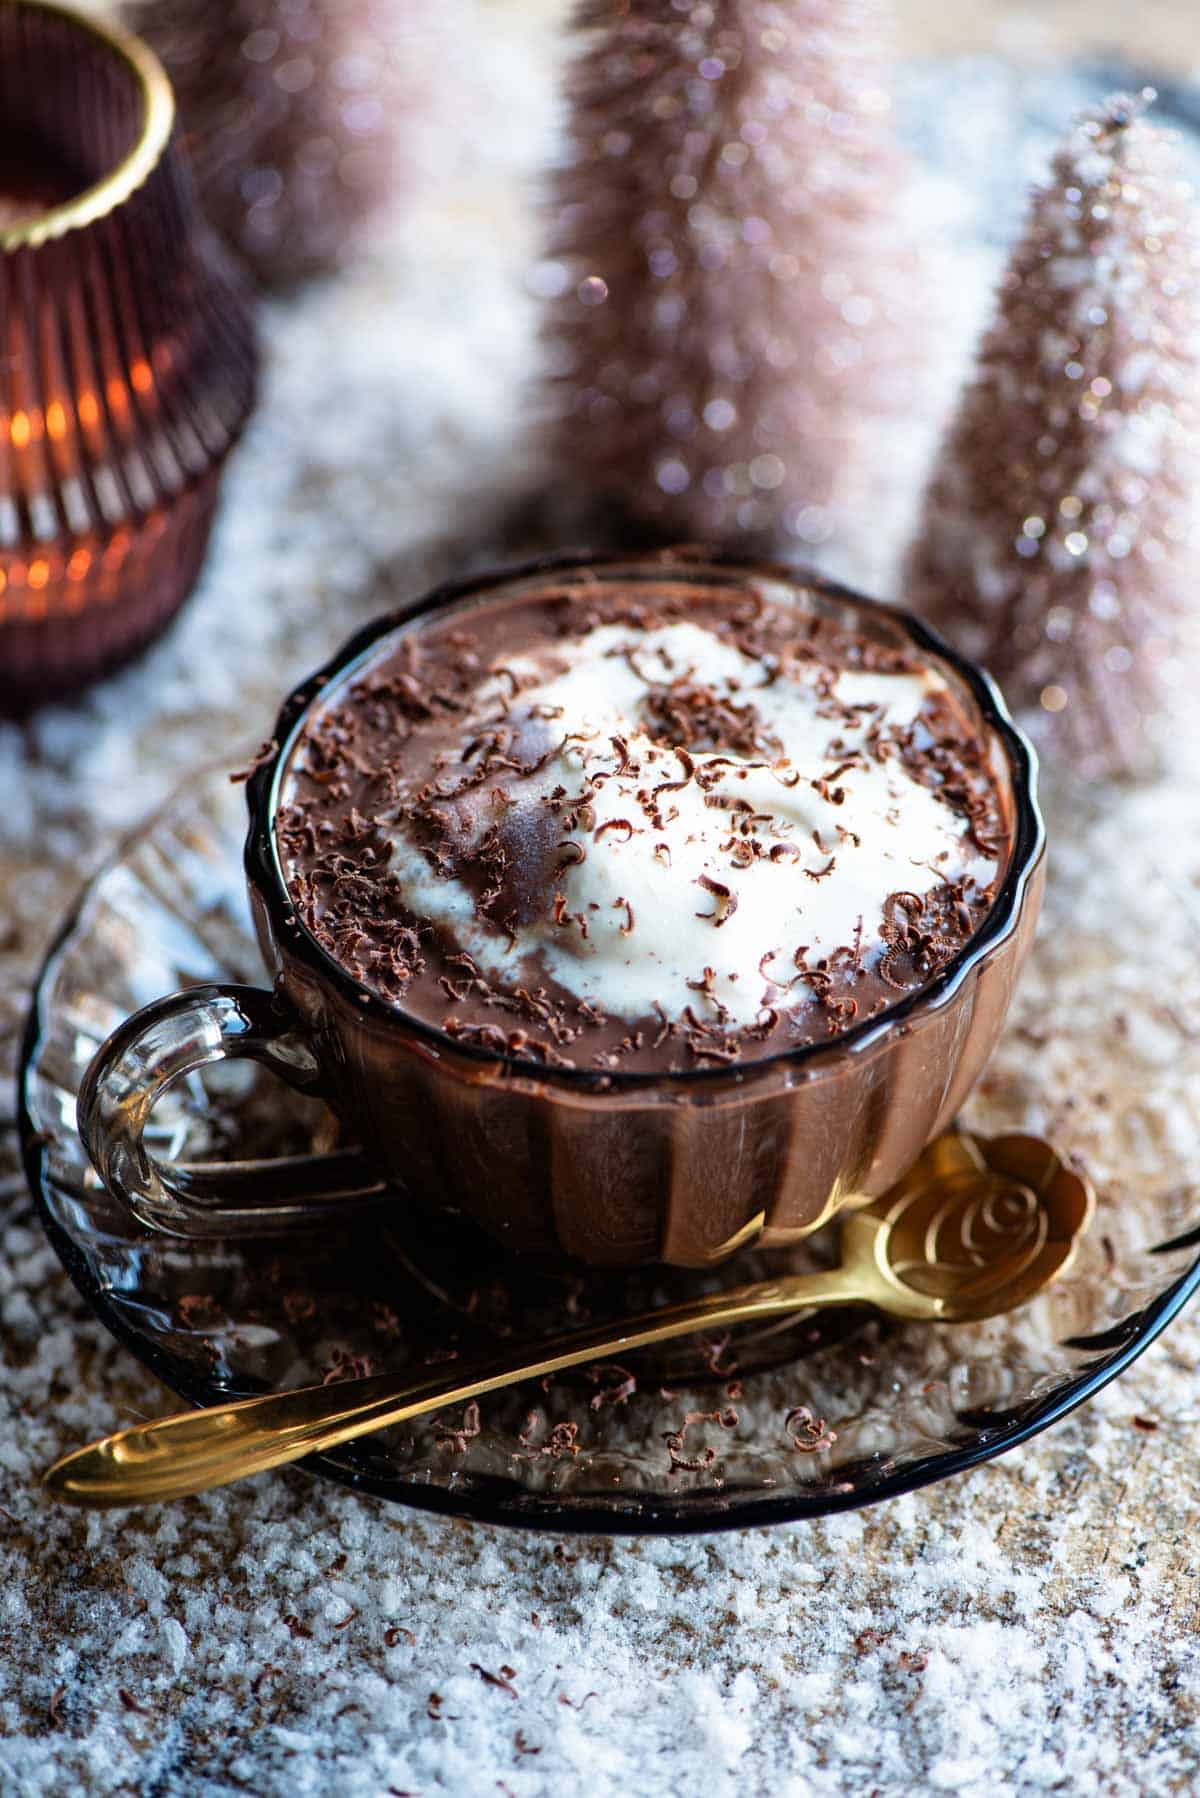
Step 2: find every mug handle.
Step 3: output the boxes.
[77,983,387,1239]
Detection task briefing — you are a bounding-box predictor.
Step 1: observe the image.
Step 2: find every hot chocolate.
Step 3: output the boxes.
[277,572,1010,1075]
[74,556,1040,1267]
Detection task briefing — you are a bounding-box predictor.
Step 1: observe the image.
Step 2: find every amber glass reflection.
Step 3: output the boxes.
[0,0,257,709]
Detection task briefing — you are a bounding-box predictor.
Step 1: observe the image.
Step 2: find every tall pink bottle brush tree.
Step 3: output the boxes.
[126,0,446,288]
[541,0,915,548]
[907,93,1200,781]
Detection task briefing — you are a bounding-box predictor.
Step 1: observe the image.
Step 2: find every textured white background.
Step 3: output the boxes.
[2,4,1200,1793]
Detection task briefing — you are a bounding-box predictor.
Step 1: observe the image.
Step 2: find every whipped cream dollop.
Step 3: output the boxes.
[384,620,1000,1030]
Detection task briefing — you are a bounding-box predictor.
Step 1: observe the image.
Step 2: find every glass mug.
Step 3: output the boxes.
[78,554,1046,1269]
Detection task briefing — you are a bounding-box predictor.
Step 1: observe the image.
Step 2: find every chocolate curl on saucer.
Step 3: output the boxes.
[907,92,1200,782]
[540,0,918,551]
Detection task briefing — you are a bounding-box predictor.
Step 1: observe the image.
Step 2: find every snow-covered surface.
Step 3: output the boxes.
[2,11,1200,1792]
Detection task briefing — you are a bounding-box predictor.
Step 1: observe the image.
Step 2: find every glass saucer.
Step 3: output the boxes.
[18,766,1200,1533]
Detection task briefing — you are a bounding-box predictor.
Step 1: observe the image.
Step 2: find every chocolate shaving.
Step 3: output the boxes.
[758,950,800,992]
[877,946,911,991]
[700,1334,739,1377]
[433,1400,482,1455]
[321,1347,375,1384]
[652,747,696,798]
[695,873,738,926]
[664,1407,738,1472]
[517,1413,582,1458]
[586,1364,638,1410]
[471,1663,518,1699]
[229,738,278,783]
[785,1406,837,1453]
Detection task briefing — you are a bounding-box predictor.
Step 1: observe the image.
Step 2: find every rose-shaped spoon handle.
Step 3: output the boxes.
[43,1133,1092,1509]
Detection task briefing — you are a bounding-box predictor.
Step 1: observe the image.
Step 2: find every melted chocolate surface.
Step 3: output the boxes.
[276,577,1010,1074]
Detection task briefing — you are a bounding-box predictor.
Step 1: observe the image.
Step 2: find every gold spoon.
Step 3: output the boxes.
[44,1132,1092,1509]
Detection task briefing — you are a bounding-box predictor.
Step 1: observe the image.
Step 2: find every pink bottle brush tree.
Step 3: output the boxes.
[125,0,449,287]
[907,92,1200,782]
[540,0,917,550]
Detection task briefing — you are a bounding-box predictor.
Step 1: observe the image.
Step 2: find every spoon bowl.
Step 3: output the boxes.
[851,1131,1095,1322]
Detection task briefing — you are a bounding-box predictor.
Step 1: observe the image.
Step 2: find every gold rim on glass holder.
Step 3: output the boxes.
[0,0,174,251]
[44,1132,1095,1510]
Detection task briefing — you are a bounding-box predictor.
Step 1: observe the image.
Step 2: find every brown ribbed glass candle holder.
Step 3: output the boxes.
[0,0,258,710]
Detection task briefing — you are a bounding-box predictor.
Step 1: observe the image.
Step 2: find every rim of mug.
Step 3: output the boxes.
[246,548,1046,1096]
[0,0,175,253]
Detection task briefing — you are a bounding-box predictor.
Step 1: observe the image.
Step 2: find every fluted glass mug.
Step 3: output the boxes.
[77,555,1046,1269]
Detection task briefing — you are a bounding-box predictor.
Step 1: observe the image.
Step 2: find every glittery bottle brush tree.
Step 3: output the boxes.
[124,0,445,286]
[907,93,1200,782]
[540,0,916,549]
